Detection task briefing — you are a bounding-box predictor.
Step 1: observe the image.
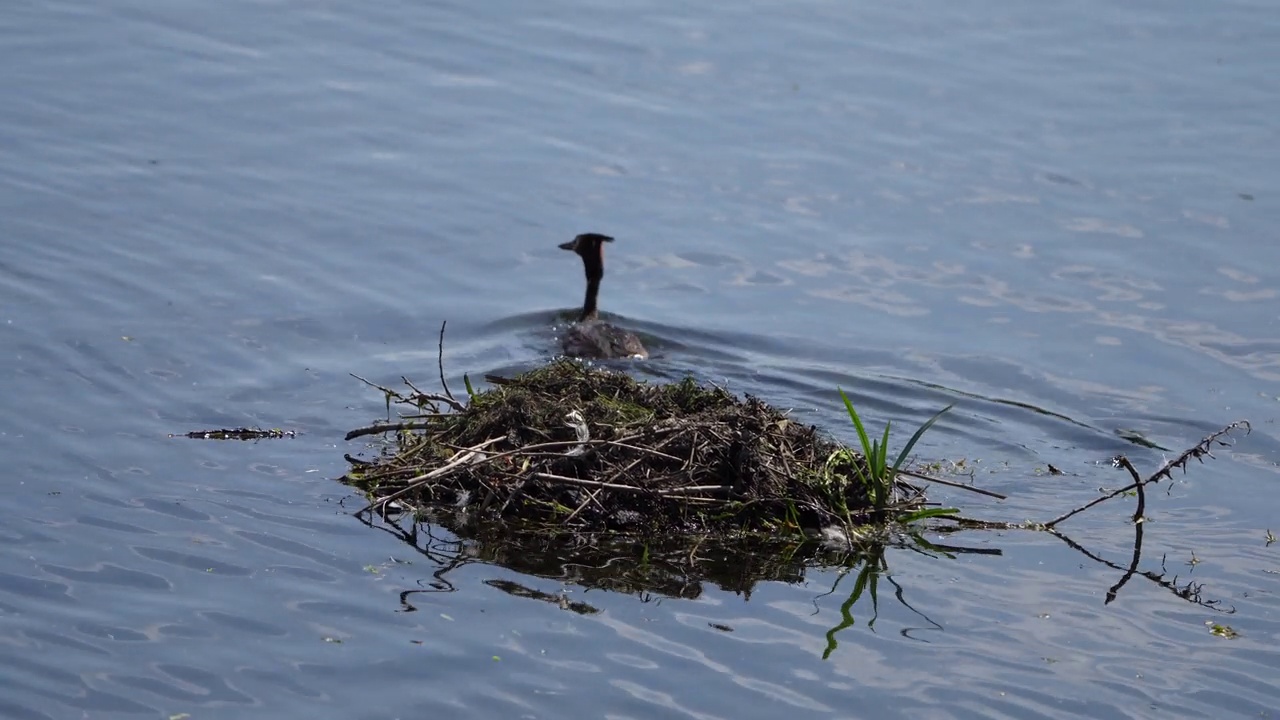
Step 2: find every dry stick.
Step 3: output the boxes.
[375,497,423,523]
[476,476,501,513]
[688,535,706,566]
[348,373,421,437]
[1041,457,1147,528]
[498,478,529,514]
[363,434,674,517]
[599,456,660,489]
[1142,420,1249,483]
[349,371,455,423]
[668,496,721,506]
[603,432,684,487]
[391,391,457,413]
[897,469,1008,500]
[350,373,407,401]
[455,437,652,464]
[432,429,666,457]
[533,472,659,494]
[1115,456,1146,523]
[352,462,439,485]
[563,476,732,520]
[436,320,464,411]
[366,436,630,477]
[384,440,580,498]
[346,421,435,442]
[604,441,685,463]
[402,373,462,414]
[361,436,505,516]
[1045,421,1249,528]
[656,485,730,496]
[563,486,608,524]
[776,445,802,491]
[401,375,428,398]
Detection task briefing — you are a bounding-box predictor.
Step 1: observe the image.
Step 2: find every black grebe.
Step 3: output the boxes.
[558,233,648,359]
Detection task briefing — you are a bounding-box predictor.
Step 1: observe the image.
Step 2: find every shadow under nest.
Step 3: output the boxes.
[343,359,925,538]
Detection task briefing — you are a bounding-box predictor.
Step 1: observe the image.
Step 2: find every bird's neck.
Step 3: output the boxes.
[579,276,600,322]
[579,253,604,322]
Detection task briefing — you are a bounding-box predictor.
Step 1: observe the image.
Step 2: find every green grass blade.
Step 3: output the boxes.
[838,388,875,460]
[890,403,954,473]
[877,422,891,476]
[905,531,957,558]
[897,507,960,524]
[850,561,871,604]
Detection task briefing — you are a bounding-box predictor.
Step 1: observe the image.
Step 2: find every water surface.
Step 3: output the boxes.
[1,0,1278,718]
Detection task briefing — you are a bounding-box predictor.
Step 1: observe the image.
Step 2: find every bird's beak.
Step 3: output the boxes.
[558,240,577,251]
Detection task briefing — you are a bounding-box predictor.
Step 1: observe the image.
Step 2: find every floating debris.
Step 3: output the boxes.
[174,427,297,440]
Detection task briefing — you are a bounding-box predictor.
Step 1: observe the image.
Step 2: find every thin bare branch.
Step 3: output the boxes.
[1046,422,1249,528]
[437,320,460,409]
[898,469,1008,500]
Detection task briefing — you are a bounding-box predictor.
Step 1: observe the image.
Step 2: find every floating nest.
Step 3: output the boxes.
[342,360,926,538]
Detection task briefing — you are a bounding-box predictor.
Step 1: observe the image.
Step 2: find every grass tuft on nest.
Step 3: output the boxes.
[343,359,931,539]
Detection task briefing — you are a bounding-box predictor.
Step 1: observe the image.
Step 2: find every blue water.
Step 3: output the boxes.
[2,0,1278,717]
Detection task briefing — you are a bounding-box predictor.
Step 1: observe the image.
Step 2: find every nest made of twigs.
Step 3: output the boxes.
[343,360,924,537]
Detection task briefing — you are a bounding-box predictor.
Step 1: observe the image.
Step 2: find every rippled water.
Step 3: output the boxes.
[2,0,1278,717]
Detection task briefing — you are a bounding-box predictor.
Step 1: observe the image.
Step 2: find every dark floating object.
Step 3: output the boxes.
[558,232,648,360]
[1115,428,1168,451]
[485,579,599,615]
[174,427,296,440]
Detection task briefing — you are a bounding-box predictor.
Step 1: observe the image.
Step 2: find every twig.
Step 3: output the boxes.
[418,392,465,413]
[402,375,428,398]
[1115,456,1146,523]
[898,469,1008,500]
[498,478,529,514]
[350,373,407,401]
[1044,464,1135,528]
[604,441,685,463]
[1144,420,1249,484]
[655,485,730,496]
[401,375,463,413]
[604,455,659,488]
[437,320,461,410]
[361,437,505,516]
[359,435,665,515]
[345,421,434,442]
[533,472,654,494]
[563,487,608,524]
[1045,421,1249,528]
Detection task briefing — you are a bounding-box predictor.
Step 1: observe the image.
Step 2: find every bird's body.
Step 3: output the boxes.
[561,319,648,360]
[558,233,648,360]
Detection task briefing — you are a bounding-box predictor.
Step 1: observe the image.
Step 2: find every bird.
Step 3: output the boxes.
[557,233,648,359]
